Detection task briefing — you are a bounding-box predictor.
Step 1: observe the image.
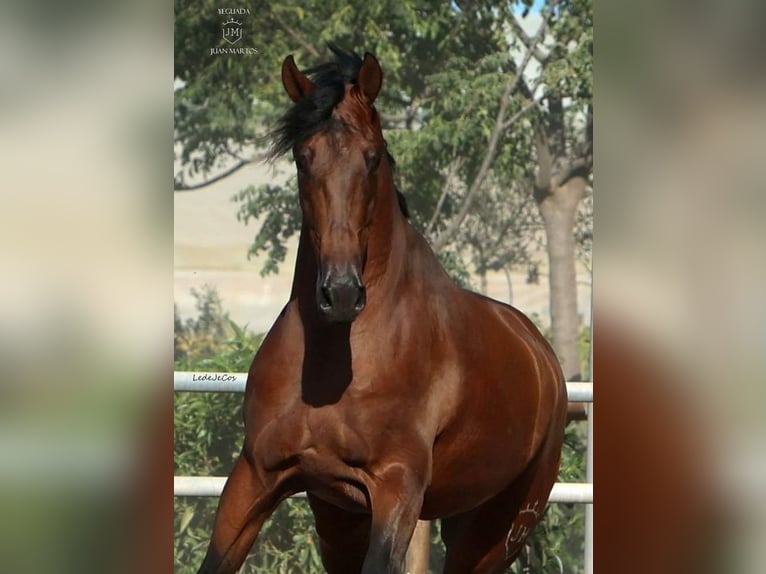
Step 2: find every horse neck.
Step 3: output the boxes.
[363,158,407,289]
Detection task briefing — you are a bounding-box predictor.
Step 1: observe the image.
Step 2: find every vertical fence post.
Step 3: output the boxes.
[584,301,594,574]
[584,302,595,574]
[584,402,593,574]
[406,520,430,574]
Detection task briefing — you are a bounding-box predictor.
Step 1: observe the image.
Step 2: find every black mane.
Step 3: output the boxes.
[269,45,363,159]
[270,44,409,219]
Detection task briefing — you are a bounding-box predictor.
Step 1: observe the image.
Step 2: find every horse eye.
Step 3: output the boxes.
[365,150,381,172]
[294,148,312,174]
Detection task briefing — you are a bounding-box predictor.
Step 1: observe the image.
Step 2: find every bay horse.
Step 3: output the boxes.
[198,47,567,574]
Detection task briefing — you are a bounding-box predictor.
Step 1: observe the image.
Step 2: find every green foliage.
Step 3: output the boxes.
[174,286,315,574]
[175,285,235,364]
[575,188,593,273]
[175,0,592,285]
[436,248,474,290]
[174,287,590,572]
[233,181,302,277]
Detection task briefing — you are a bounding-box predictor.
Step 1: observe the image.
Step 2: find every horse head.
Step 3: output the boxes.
[277,49,387,322]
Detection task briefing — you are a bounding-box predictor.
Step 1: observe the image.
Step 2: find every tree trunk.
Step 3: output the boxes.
[503,266,514,305]
[537,175,586,381]
[479,268,488,295]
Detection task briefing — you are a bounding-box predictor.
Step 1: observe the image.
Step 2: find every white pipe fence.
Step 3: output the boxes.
[173,371,593,505]
[173,371,594,402]
[173,475,593,503]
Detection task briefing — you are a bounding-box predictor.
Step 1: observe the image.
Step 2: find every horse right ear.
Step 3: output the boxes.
[281,55,315,102]
[357,52,382,104]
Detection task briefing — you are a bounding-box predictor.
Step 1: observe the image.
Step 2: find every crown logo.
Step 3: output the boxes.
[222,17,243,45]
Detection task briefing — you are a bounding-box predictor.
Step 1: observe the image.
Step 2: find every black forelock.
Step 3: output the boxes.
[269,45,410,219]
[268,45,364,160]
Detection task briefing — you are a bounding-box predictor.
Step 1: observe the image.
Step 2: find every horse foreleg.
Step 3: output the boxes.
[362,462,427,574]
[308,494,372,574]
[196,454,283,574]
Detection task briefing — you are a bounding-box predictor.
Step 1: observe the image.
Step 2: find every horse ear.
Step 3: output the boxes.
[357,52,382,104]
[281,55,315,102]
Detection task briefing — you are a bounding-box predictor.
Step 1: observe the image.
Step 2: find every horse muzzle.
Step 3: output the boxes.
[316,265,366,322]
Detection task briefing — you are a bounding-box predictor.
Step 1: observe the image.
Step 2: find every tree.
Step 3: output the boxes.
[175,1,579,280]
[525,0,593,381]
[175,0,593,365]
[461,177,538,295]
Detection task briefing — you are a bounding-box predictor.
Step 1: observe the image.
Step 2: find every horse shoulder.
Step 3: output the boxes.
[242,303,304,423]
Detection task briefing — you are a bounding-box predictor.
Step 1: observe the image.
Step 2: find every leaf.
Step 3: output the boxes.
[179,506,194,533]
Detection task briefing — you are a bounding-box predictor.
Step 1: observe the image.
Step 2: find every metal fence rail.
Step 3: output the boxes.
[174,475,593,503]
[173,371,594,402]
[173,371,593,505]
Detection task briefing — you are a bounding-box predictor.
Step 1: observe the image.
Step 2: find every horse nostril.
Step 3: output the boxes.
[354,286,367,311]
[320,285,333,309]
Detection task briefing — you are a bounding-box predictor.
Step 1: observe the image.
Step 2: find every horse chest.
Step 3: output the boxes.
[256,408,373,511]
[259,409,372,473]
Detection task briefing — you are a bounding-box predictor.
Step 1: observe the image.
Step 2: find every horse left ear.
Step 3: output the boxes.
[357,52,382,104]
[281,55,315,102]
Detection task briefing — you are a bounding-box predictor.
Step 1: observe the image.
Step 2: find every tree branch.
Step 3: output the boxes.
[500,96,542,130]
[437,0,469,50]
[508,14,550,64]
[387,94,413,107]
[432,13,552,251]
[380,112,409,124]
[431,77,514,251]
[554,157,592,188]
[269,9,320,58]
[507,6,552,100]
[174,154,266,192]
[547,94,566,157]
[533,126,553,201]
[501,2,557,100]
[425,158,464,238]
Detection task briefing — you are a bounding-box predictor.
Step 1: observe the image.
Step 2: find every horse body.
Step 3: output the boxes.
[198,47,566,574]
